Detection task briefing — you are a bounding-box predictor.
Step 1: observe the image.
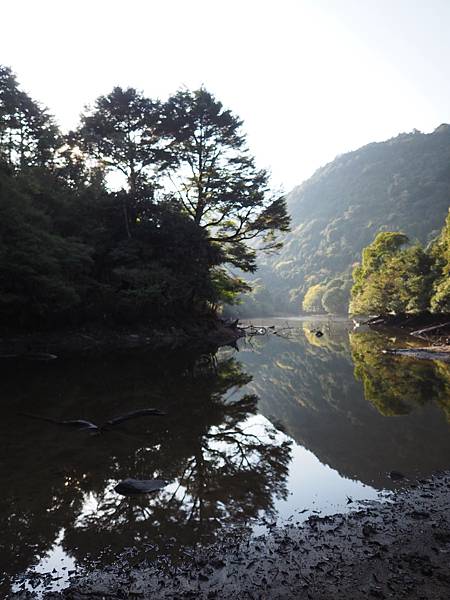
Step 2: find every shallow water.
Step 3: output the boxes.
[2,317,450,596]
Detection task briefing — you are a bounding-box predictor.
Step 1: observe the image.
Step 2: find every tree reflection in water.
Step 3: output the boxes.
[0,352,291,595]
[238,320,450,491]
[350,331,450,420]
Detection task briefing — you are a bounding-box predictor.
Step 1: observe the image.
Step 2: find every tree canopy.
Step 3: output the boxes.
[0,65,60,168]
[0,67,289,331]
[160,89,290,271]
[349,217,450,316]
[302,283,326,313]
[430,209,450,312]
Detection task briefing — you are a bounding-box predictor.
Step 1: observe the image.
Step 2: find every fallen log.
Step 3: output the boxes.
[410,321,450,338]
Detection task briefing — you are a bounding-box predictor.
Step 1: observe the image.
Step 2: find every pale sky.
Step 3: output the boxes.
[1,0,450,191]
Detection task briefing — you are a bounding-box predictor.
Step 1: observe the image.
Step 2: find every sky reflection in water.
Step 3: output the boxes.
[2,318,450,596]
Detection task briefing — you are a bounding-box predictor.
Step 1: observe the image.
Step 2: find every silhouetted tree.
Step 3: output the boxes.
[76,87,163,237]
[161,88,290,272]
[0,65,60,168]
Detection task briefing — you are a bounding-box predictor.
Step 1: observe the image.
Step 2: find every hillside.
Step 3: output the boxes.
[242,125,450,315]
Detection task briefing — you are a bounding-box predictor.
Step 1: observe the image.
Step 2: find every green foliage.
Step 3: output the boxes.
[430,209,450,312]
[0,66,287,330]
[350,211,450,316]
[76,87,162,190]
[0,66,60,168]
[321,276,351,314]
[350,232,434,315]
[301,274,351,315]
[0,165,93,328]
[431,277,450,313]
[302,283,326,313]
[252,126,450,314]
[160,88,290,271]
[76,86,290,271]
[211,268,250,307]
[222,278,275,318]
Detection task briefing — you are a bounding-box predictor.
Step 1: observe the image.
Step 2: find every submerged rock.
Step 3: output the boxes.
[389,470,405,480]
[114,478,167,495]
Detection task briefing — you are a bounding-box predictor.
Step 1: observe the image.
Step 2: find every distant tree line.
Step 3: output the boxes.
[299,209,450,316]
[240,125,450,317]
[0,66,289,330]
[301,274,352,314]
[349,210,450,315]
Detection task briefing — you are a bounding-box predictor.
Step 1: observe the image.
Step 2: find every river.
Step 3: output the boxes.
[2,317,449,597]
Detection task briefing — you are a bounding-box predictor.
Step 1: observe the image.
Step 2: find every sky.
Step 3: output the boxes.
[1,0,450,191]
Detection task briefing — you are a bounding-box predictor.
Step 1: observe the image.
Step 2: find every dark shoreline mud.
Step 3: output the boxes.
[21,473,450,600]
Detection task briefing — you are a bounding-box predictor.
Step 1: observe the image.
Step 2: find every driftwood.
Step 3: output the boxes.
[0,352,58,361]
[21,413,99,431]
[410,321,450,339]
[102,408,166,427]
[242,323,292,338]
[22,407,166,432]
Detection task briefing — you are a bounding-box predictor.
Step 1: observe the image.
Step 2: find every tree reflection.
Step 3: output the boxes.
[237,321,450,491]
[350,331,450,420]
[0,351,291,594]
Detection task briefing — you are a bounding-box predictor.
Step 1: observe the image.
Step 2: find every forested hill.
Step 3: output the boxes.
[251,125,450,314]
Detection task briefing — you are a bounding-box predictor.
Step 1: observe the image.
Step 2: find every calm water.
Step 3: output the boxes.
[2,318,450,596]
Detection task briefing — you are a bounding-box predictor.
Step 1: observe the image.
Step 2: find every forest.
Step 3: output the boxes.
[350,211,450,315]
[234,125,450,317]
[0,66,289,332]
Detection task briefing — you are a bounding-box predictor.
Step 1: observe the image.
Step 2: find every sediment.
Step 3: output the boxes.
[20,472,450,600]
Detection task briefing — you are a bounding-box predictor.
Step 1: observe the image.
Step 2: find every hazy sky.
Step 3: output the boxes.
[2,0,450,190]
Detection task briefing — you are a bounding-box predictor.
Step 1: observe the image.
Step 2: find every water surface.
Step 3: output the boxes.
[2,318,449,596]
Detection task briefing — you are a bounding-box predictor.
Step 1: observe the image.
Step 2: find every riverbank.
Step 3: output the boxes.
[365,313,450,361]
[18,472,449,600]
[0,318,244,359]
[383,345,450,362]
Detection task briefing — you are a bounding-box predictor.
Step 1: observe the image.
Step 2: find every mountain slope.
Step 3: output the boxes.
[256,125,450,313]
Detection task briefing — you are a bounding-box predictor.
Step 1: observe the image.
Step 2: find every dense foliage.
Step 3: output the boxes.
[350,210,450,315]
[429,209,450,312]
[0,67,288,331]
[239,126,450,315]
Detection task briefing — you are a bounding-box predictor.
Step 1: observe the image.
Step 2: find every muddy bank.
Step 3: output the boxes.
[0,318,244,359]
[365,313,450,361]
[18,473,450,600]
[365,313,450,340]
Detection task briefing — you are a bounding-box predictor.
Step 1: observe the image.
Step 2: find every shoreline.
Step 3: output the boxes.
[383,345,450,362]
[22,472,450,600]
[364,312,450,362]
[0,318,245,360]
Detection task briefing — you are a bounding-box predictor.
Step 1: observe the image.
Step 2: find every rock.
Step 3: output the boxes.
[389,471,406,480]
[410,510,430,520]
[114,478,167,495]
[363,523,377,537]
